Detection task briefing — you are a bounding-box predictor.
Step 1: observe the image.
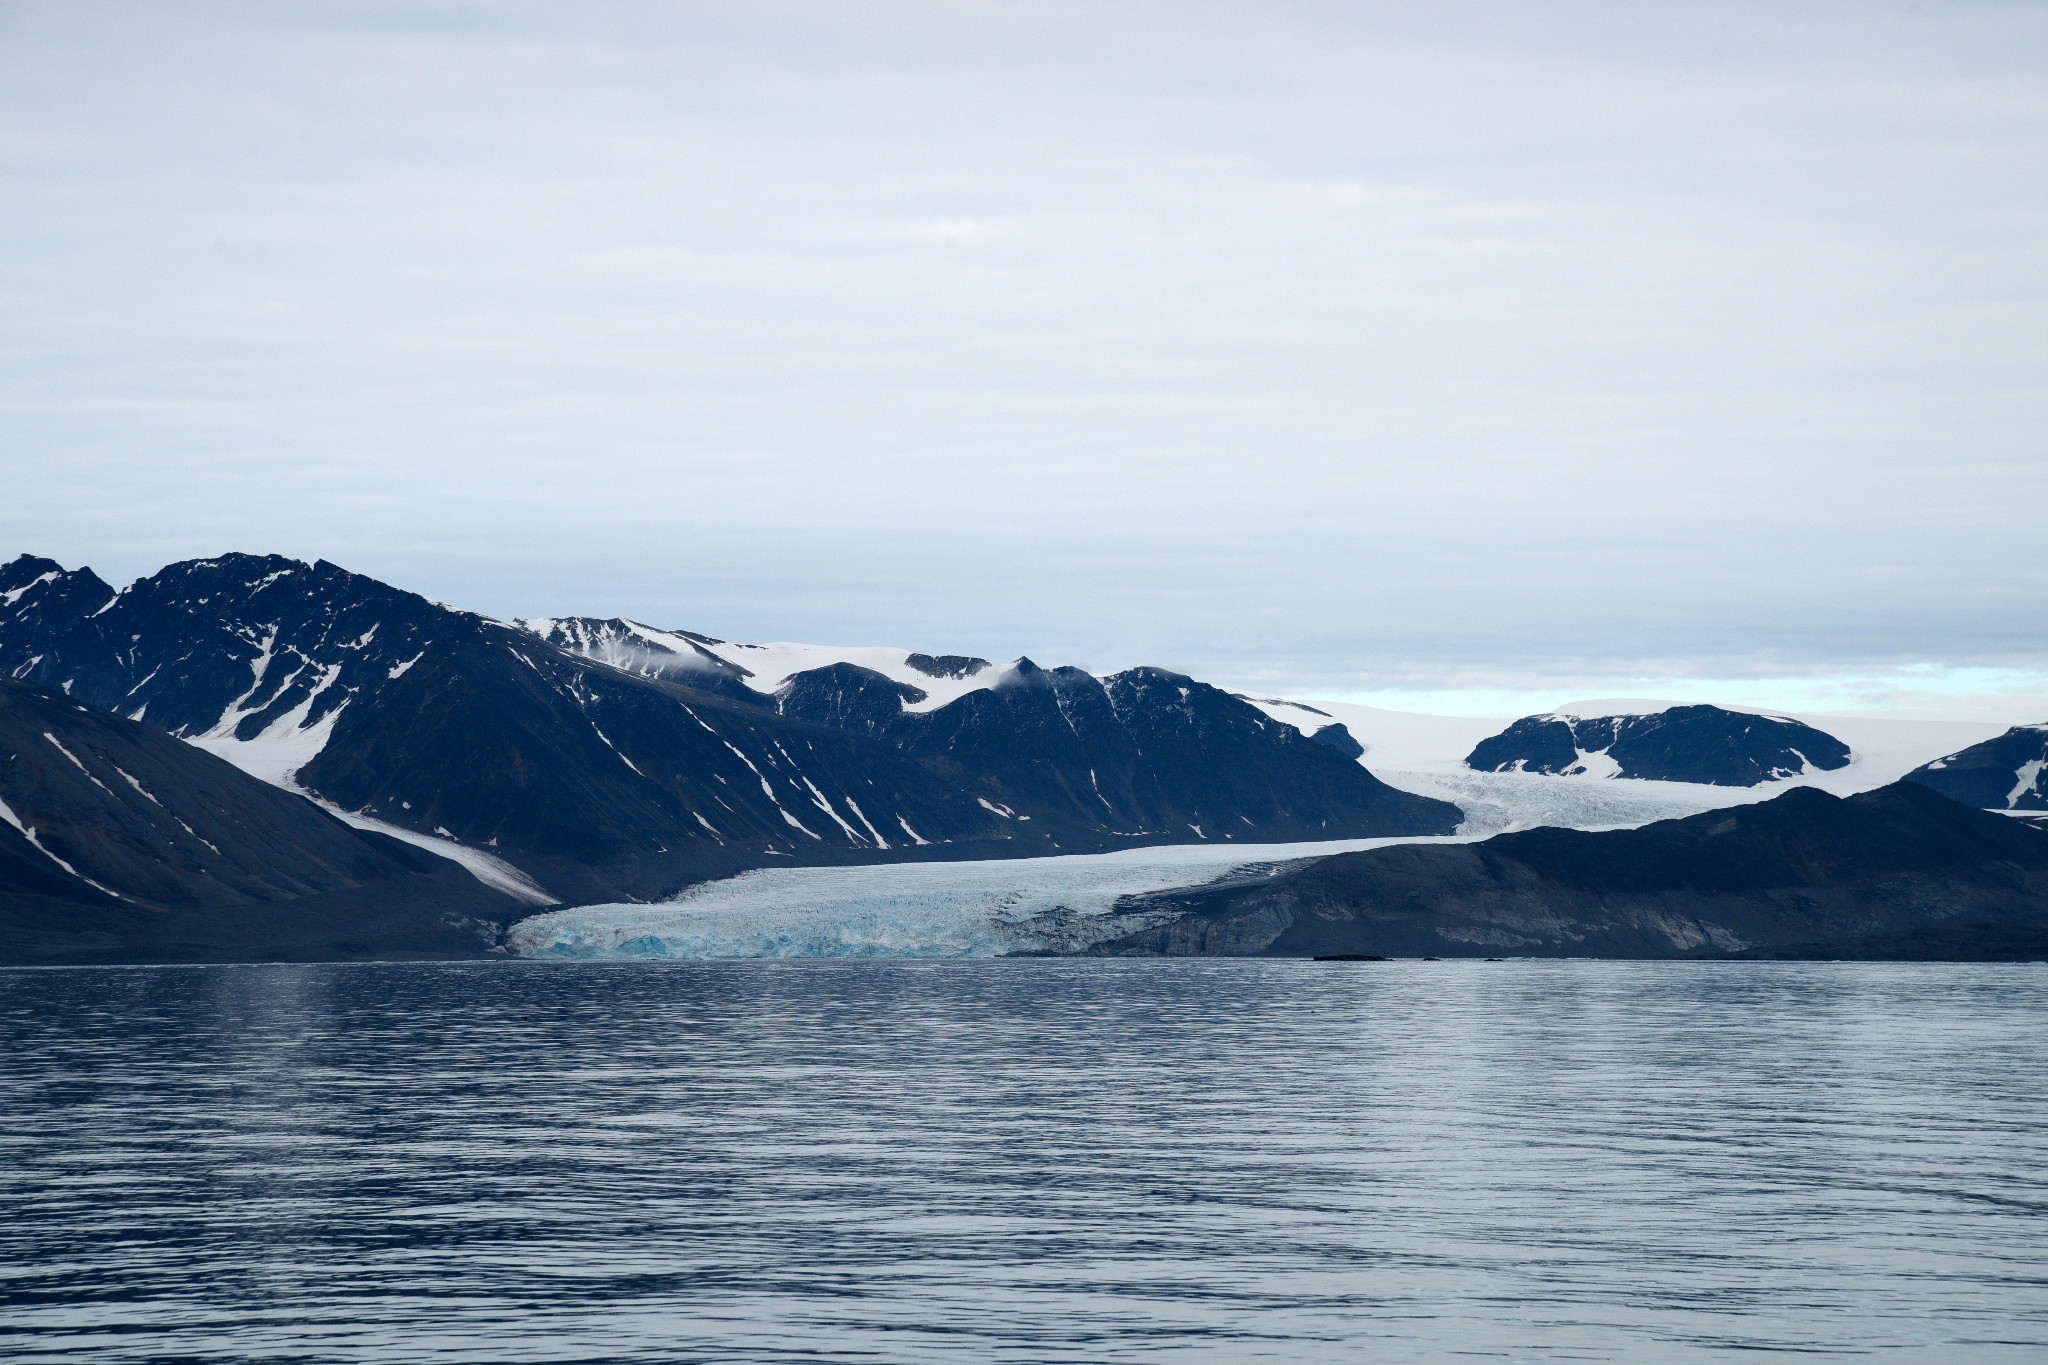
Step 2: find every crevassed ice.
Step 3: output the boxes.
[505,838,1453,961]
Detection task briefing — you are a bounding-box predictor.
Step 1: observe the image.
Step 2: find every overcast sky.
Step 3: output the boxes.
[3,2,2044,718]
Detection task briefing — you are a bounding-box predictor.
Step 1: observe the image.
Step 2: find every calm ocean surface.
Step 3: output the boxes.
[2,960,2044,1363]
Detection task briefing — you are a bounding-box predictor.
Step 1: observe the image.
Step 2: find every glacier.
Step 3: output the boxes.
[504,836,1466,960]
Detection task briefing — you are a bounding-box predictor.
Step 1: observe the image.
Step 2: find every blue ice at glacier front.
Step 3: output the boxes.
[504,838,1458,960]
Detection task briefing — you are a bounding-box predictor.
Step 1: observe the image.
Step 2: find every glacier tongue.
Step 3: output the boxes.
[505,838,1461,960]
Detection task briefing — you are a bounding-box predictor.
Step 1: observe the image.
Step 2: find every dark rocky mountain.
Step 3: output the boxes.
[776,662,930,736]
[1905,724,2048,812]
[1093,781,2048,959]
[0,554,1019,902]
[880,659,1458,842]
[523,619,1459,841]
[1465,704,1851,786]
[550,640,1463,844]
[0,677,525,964]
[3,555,1462,911]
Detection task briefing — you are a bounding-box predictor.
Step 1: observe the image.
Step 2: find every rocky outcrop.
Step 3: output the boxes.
[1308,723,1364,760]
[904,653,989,679]
[1465,704,1851,786]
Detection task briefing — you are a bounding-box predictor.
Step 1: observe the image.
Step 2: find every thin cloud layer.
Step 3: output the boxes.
[1,2,2042,717]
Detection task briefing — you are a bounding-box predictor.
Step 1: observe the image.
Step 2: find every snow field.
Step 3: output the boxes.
[1240,695,2009,832]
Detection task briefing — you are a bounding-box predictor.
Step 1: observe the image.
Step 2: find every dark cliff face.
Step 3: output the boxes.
[295,649,1013,902]
[1097,782,2048,959]
[1465,704,1851,786]
[0,555,122,685]
[1906,725,2048,812]
[0,678,525,964]
[4,552,472,740]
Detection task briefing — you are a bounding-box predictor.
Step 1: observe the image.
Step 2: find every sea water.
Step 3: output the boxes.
[2,959,2044,1362]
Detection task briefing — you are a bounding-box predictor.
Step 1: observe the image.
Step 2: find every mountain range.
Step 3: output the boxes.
[0,552,1457,924]
[4,549,2041,965]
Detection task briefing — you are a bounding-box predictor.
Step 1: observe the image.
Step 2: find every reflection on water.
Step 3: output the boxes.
[1,960,2044,1362]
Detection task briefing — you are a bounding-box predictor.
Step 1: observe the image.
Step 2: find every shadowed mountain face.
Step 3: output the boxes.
[776,663,929,736]
[525,618,1456,842]
[0,678,525,964]
[2,555,1462,911]
[764,658,1461,842]
[1097,782,2048,959]
[1465,704,1851,786]
[1907,724,2048,812]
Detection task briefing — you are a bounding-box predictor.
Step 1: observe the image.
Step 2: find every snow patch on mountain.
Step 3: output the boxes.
[516,617,735,679]
[296,794,557,906]
[179,698,553,904]
[187,672,348,789]
[522,618,1004,715]
[2010,759,2046,810]
[700,639,997,712]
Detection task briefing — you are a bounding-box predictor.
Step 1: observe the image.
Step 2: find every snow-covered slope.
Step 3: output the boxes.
[1238,694,2007,835]
[516,618,1001,714]
[706,639,998,713]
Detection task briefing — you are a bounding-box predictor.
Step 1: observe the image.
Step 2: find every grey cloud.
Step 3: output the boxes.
[1,1,2042,711]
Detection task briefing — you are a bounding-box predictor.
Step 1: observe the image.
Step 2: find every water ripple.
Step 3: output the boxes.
[1,960,2044,1362]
